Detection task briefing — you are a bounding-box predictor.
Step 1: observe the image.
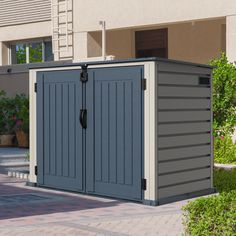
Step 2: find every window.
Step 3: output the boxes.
[11,44,26,64]
[11,40,54,64]
[135,28,168,59]
[29,42,43,63]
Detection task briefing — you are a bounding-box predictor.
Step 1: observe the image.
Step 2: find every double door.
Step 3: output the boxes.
[37,66,143,201]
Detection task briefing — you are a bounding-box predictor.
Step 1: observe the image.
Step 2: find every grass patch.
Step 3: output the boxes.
[183,169,236,235]
[214,135,236,164]
[214,169,236,193]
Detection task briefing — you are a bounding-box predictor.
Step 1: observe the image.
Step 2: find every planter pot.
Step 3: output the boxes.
[0,134,15,147]
[16,130,29,148]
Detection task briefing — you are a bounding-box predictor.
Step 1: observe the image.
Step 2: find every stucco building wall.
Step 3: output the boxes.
[87,19,225,64]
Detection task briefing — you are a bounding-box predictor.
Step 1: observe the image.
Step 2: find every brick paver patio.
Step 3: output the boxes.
[0,173,186,235]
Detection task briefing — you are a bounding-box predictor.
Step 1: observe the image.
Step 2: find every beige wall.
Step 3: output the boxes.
[168,19,225,64]
[0,21,51,42]
[226,15,236,62]
[73,0,236,32]
[0,21,51,66]
[1,43,9,65]
[0,73,29,97]
[88,30,135,59]
[0,42,9,66]
[86,19,225,64]
[73,0,236,62]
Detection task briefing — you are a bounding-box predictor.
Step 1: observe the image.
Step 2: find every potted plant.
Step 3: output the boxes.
[14,94,29,148]
[0,90,16,146]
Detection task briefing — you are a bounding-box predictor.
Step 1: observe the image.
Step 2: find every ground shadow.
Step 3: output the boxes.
[0,174,122,220]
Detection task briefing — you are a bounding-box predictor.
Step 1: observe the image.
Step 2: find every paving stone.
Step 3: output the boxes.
[0,173,192,236]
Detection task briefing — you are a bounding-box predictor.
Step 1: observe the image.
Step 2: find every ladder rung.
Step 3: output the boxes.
[52,32,72,35]
[52,14,67,18]
[52,37,68,41]
[52,32,69,35]
[53,49,69,53]
[52,2,66,7]
[53,26,67,29]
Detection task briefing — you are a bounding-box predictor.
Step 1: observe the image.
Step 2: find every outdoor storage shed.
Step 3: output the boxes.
[29,58,214,205]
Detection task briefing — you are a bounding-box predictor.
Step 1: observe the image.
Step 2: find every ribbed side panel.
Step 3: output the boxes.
[157,62,212,200]
[0,0,51,27]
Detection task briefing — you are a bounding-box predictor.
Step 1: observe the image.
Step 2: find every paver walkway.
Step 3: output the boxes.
[0,173,187,235]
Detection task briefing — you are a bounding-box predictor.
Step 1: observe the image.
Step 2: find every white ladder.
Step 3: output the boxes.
[51,0,72,57]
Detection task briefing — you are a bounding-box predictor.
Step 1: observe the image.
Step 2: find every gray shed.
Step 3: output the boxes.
[28,58,214,205]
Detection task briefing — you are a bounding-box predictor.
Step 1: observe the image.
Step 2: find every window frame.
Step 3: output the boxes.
[9,38,53,65]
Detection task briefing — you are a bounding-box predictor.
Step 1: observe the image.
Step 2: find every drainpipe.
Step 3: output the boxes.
[99,21,106,60]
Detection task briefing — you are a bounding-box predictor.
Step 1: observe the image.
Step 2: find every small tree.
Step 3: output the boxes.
[210,53,236,136]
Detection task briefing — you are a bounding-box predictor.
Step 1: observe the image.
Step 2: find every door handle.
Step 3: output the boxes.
[79,109,87,129]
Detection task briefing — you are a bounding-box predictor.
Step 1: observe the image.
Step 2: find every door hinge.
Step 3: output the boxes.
[35,166,38,176]
[34,83,37,93]
[141,79,147,90]
[141,178,147,190]
[80,65,88,83]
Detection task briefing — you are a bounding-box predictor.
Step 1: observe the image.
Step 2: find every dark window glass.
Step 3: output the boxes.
[135,28,168,59]
[136,48,167,58]
[11,40,54,64]
[44,41,54,61]
[29,42,42,63]
[11,44,26,64]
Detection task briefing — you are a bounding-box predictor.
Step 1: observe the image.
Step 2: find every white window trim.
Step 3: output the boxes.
[26,44,30,64]
[8,46,11,65]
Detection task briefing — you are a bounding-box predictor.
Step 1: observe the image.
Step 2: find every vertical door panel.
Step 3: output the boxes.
[86,66,143,200]
[37,70,83,191]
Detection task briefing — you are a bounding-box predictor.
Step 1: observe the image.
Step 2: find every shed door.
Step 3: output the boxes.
[37,70,83,191]
[86,66,143,200]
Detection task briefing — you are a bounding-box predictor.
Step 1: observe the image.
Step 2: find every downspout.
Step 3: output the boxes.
[99,21,106,61]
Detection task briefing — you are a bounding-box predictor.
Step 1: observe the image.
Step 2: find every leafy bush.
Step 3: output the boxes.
[0,90,17,134]
[183,170,236,235]
[183,191,236,236]
[211,53,236,136]
[0,90,29,135]
[214,169,236,193]
[214,134,236,164]
[14,94,29,133]
[210,54,236,164]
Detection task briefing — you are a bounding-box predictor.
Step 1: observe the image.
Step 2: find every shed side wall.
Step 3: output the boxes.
[156,62,212,201]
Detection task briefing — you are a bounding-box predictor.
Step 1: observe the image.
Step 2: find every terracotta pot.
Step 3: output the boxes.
[0,134,15,147]
[16,130,29,148]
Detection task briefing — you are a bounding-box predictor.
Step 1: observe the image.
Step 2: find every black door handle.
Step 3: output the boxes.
[79,109,87,129]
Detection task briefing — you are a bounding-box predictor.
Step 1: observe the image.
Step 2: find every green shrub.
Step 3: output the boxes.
[14,94,29,133]
[214,134,236,164]
[183,170,236,235]
[0,91,29,135]
[214,169,236,193]
[211,53,236,136]
[183,191,236,236]
[0,90,17,134]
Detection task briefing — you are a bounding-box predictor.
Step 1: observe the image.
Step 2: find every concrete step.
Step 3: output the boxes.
[6,166,29,172]
[0,148,29,175]
[0,161,29,167]
[0,155,27,164]
[0,165,29,175]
